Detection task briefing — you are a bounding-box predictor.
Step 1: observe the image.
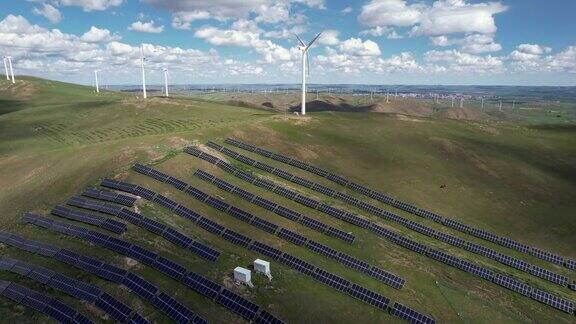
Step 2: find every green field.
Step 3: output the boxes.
[0,76,575,323]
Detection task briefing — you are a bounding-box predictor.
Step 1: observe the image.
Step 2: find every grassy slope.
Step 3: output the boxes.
[0,77,574,323]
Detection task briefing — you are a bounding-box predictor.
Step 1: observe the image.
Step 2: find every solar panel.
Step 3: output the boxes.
[457,260,494,281]
[174,205,201,222]
[273,186,298,199]
[182,272,222,299]
[194,169,215,182]
[427,249,461,268]
[416,209,443,223]
[54,250,80,265]
[101,219,128,234]
[222,229,252,248]
[294,194,320,209]
[235,170,256,183]
[122,273,158,300]
[253,179,277,191]
[132,163,151,175]
[464,242,498,259]
[279,253,316,275]
[190,242,220,262]
[252,196,278,211]
[213,178,236,192]
[393,236,429,254]
[254,309,285,324]
[128,245,158,266]
[307,165,330,177]
[249,241,283,260]
[250,216,279,234]
[348,182,372,196]
[529,248,564,265]
[166,176,188,191]
[324,227,355,244]
[299,216,328,233]
[529,266,569,286]
[326,173,348,186]
[231,187,256,201]
[153,292,197,323]
[154,256,187,280]
[492,274,533,296]
[337,253,371,273]
[495,254,531,272]
[369,223,398,241]
[185,186,210,201]
[153,195,178,211]
[312,268,350,292]
[216,288,260,320]
[271,153,292,164]
[334,192,358,206]
[119,209,143,224]
[274,205,301,222]
[390,302,435,324]
[341,213,371,229]
[291,176,314,188]
[277,228,307,246]
[566,259,576,270]
[228,206,255,222]
[237,155,257,166]
[140,217,167,235]
[530,288,575,314]
[405,221,436,237]
[347,284,390,310]
[433,232,465,248]
[95,292,132,323]
[254,161,275,173]
[205,196,231,212]
[441,218,471,233]
[305,240,339,259]
[76,256,102,273]
[133,186,156,200]
[254,147,274,158]
[217,161,237,174]
[196,217,225,235]
[95,263,127,283]
[161,227,193,248]
[469,227,501,244]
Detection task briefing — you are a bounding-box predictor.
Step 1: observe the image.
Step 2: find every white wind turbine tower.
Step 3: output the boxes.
[140,44,147,99]
[94,70,99,93]
[295,33,322,116]
[6,56,15,83]
[3,57,8,80]
[163,68,169,97]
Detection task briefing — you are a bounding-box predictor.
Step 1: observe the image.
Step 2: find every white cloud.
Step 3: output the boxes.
[360,26,402,39]
[338,38,381,56]
[128,20,164,33]
[318,30,340,46]
[517,44,552,56]
[358,0,422,28]
[59,0,123,12]
[425,49,504,73]
[342,7,353,14]
[32,4,62,24]
[431,34,501,54]
[81,26,120,43]
[106,41,133,55]
[171,10,212,30]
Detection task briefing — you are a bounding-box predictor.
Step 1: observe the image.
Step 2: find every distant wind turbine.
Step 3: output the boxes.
[6,56,14,83]
[295,33,322,116]
[140,44,147,99]
[94,70,99,93]
[163,68,169,97]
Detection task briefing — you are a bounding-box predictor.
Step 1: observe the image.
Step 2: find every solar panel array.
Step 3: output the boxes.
[390,302,436,324]
[100,180,420,319]
[0,231,202,324]
[21,214,280,323]
[0,256,146,323]
[132,164,404,290]
[204,142,572,288]
[225,138,576,272]
[0,279,94,324]
[82,187,137,207]
[67,196,220,262]
[195,170,355,244]
[51,205,127,234]
[185,147,576,315]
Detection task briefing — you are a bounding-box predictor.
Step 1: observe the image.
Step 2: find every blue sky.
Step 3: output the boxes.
[0,0,575,85]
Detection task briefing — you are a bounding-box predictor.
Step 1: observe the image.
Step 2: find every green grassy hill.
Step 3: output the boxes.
[0,76,574,323]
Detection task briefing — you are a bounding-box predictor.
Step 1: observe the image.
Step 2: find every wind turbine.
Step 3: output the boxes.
[163,68,169,97]
[6,56,14,83]
[3,57,8,80]
[295,33,322,116]
[140,44,147,99]
[94,70,99,93]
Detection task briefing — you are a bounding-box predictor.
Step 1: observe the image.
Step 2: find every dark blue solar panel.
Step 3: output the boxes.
[196,217,225,235]
[250,216,279,234]
[140,217,167,235]
[216,288,260,320]
[128,245,158,266]
[95,292,132,322]
[154,256,187,280]
[161,227,193,248]
[122,273,158,301]
[182,272,221,299]
[153,292,196,323]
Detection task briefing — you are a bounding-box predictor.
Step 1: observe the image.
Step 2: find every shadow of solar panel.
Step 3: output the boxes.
[529,248,564,265]
[529,266,569,286]
[119,209,143,224]
[235,170,256,183]
[95,292,132,322]
[434,232,465,248]
[216,288,260,320]
[252,196,277,211]
[300,216,327,233]
[279,254,316,275]
[427,249,461,267]
[153,195,178,211]
[273,186,298,199]
[254,161,275,173]
[154,257,187,280]
[312,268,350,292]
[222,229,252,248]
[174,205,201,222]
[197,217,225,235]
[254,309,285,324]
[161,227,193,248]
[305,240,338,259]
[188,190,208,207]
[493,274,533,296]
[394,236,429,254]
[134,186,156,200]
[253,179,277,191]
[342,213,371,229]
[495,254,531,272]
[122,273,158,300]
[128,246,157,267]
[337,253,371,273]
[347,284,390,310]
[190,241,220,261]
[153,292,196,323]
[140,217,167,235]
[250,216,279,234]
[183,272,222,299]
[250,241,283,260]
[390,302,435,324]
[231,187,256,201]
[166,176,188,191]
[95,263,127,283]
[530,288,575,314]
[294,194,320,209]
[464,242,498,259]
[278,228,307,246]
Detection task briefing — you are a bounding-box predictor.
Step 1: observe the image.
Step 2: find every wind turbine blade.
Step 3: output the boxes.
[306,32,323,49]
[295,34,306,47]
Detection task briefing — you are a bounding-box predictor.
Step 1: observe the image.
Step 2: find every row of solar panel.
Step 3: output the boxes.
[131,163,404,291]
[0,279,95,324]
[22,213,281,324]
[0,230,207,324]
[82,187,137,207]
[206,143,572,288]
[0,256,147,323]
[224,138,576,271]
[51,205,127,234]
[190,168,405,290]
[104,178,421,320]
[185,147,576,315]
[193,169,355,244]
[67,196,220,262]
